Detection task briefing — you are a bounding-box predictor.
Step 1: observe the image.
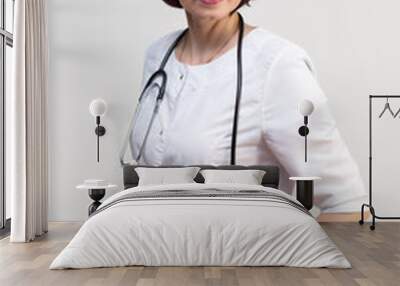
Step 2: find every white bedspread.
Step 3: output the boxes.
[50,183,350,269]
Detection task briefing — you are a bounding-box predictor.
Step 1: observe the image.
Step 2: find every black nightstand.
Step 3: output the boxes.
[76,182,117,216]
[289,177,321,210]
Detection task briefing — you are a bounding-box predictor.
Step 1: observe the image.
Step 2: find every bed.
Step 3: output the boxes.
[50,165,350,269]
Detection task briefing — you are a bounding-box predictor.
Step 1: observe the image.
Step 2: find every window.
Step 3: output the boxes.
[0,0,14,233]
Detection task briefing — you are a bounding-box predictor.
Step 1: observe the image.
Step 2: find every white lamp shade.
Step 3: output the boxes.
[299,99,314,116]
[89,98,107,117]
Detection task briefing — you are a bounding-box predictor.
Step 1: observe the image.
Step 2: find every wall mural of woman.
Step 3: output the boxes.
[125,0,366,221]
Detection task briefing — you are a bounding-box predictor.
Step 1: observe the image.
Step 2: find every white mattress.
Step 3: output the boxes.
[50,183,350,269]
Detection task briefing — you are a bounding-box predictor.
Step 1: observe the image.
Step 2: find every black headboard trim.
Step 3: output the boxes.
[123,165,280,190]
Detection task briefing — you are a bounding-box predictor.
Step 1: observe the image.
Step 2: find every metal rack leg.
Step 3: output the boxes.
[359,204,365,225]
[370,206,376,231]
[359,203,400,230]
[359,203,376,231]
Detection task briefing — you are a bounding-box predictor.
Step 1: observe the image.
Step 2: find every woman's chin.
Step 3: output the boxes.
[190,11,229,20]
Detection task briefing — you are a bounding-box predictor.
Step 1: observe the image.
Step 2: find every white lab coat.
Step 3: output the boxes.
[129,28,366,213]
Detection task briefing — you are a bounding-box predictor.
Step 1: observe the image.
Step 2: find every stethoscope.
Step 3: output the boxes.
[120,13,245,166]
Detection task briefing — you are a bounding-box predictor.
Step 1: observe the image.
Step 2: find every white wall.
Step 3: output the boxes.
[48,0,400,221]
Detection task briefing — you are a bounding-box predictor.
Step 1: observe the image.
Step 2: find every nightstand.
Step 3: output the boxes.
[76,180,117,216]
[289,177,321,210]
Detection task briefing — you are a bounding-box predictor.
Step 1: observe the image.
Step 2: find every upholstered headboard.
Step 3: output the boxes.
[123,165,280,189]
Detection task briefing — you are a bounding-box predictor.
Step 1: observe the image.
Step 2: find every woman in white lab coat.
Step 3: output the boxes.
[129,0,366,221]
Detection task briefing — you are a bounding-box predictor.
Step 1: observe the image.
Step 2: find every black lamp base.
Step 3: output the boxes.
[95,126,106,136]
[298,126,309,136]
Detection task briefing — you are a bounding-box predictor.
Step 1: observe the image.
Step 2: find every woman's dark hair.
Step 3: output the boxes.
[162,0,252,11]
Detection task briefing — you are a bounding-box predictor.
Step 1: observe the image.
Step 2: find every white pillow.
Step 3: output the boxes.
[135,167,200,186]
[200,169,266,185]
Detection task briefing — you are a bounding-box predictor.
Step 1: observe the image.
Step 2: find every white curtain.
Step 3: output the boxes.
[10,0,48,242]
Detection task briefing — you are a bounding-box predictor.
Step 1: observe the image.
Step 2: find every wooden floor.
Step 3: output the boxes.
[0,222,399,286]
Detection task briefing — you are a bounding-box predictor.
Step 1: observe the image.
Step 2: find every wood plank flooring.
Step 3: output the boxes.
[0,222,399,286]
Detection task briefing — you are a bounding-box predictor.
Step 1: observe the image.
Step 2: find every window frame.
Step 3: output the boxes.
[0,0,14,232]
